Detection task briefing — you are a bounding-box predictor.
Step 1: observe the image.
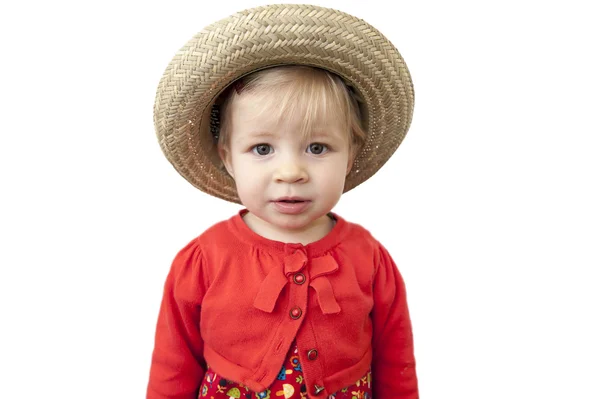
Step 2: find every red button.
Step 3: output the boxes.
[290,307,302,319]
[307,349,318,360]
[293,273,306,285]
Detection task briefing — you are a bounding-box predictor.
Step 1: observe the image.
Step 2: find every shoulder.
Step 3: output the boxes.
[167,214,238,293]
[336,214,383,250]
[334,214,397,268]
[333,214,391,268]
[195,216,233,245]
[169,213,239,267]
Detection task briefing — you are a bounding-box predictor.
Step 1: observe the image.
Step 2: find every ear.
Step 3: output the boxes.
[346,145,357,176]
[218,144,235,178]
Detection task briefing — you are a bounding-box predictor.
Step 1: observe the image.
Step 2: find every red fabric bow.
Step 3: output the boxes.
[253,246,341,315]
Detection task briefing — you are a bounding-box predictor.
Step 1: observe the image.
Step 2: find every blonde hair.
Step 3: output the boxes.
[216,66,366,155]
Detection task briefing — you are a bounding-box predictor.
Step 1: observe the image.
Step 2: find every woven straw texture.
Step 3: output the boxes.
[154,4,414,203]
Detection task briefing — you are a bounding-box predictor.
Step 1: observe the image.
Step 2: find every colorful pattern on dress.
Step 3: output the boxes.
[200,342,372,399]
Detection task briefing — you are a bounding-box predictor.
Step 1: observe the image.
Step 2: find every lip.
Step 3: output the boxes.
[274,196,309,202]
[271,197,311,215]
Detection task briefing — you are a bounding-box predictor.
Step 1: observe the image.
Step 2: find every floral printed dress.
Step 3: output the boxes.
[199,341,372,399]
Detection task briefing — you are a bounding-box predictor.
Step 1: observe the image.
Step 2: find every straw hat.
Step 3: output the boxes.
[154,4,414,203]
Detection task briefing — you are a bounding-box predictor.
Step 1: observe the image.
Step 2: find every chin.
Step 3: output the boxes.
[277,218,315,231]
[263,210,321,231]
[282,209,336,229]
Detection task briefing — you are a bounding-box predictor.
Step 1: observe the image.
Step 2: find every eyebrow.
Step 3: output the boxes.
[236,129,344,143]
[247,131,277,138]
[310,131,337,139]
[308,130,348,142]
[235,131,277,144]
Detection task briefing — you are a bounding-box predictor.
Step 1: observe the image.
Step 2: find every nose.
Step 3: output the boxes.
[274,158,308,184]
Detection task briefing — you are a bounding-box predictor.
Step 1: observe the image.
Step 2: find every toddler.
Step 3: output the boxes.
[148,5,418,399]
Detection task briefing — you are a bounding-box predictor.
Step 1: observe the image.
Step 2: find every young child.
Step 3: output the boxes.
[148,4,417,399]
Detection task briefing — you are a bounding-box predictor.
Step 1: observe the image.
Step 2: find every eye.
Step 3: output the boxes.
[252,144,273,156]
[307,143,328,155]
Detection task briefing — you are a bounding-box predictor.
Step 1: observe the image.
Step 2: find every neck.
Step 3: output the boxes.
[243,212,335,245]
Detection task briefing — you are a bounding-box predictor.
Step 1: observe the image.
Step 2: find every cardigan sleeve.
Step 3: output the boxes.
[371,244,419,399]
[147,238,208,399]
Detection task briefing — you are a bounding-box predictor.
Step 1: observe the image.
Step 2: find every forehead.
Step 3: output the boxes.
[228,91,349,142]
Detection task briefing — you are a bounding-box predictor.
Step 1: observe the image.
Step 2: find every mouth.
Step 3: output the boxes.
[273,197,309,203]
[271,197,312,214]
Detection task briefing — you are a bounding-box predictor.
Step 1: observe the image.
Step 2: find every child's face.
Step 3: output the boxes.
[219,92,354,234]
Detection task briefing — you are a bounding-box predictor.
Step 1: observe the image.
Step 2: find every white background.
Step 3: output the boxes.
[1,0,598,398]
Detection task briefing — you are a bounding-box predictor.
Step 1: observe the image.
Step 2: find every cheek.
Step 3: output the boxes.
[315,158,349,190]
[233,177,258,207]
[230,159,264,197]
[232,157,260,176]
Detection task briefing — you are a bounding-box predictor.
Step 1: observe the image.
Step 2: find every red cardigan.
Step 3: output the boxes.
[147,210,418,398]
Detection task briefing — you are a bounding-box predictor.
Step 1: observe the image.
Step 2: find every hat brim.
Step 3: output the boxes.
[154,4,414,204]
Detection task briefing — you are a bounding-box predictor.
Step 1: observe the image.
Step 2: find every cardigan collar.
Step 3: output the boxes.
[227,209,349,258]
